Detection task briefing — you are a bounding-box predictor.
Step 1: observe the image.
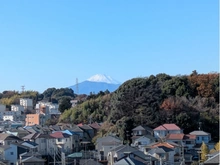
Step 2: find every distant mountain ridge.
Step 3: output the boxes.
[69,74,121,95]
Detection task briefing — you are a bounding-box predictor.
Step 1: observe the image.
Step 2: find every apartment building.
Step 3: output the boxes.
[25,114,46,126]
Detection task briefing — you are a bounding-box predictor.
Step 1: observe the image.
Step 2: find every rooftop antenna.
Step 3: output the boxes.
[21,85,25,93]
[199,122,202,130]
[76,78,79,95]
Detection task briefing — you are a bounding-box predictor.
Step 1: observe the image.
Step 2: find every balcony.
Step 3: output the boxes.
[56,138,65,145]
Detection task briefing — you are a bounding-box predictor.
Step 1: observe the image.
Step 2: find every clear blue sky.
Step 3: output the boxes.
[0,0,219,93]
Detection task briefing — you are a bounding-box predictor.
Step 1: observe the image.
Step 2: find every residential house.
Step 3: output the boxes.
[131,135,156,151]
[113,156,146,165]
[70,100,78,107]
[146,146,175,165]
[146,141,182,165]
[132,125,153,136]
[0,133,22,146]
[189,130,211,144]
[71,125,84,141]
[22,133,53,155]
[0,142,29,165]
[107,145,138,165]
[204,152,220,165]
[20,156,45,165]
[153,124,182,139]
[59,130,80,152]
[79,124,95,141]
[96,135,122,161]
[166,133,196,164]
[3,115,14,122]
[89,122,101,136]
[50,131,72,154]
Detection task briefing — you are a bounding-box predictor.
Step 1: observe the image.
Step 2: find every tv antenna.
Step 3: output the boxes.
[21,85,25,93]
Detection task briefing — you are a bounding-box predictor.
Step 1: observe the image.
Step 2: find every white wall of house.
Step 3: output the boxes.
[134,136,152,146]
[20,98,33,109]
[11,105,24,112]
[3,115,14,121]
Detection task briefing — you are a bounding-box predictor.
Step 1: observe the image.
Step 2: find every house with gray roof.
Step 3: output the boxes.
[189,130,211,144]
[204,152,220,165]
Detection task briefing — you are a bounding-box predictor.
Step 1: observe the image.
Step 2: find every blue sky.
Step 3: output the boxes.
[0,0,219,93]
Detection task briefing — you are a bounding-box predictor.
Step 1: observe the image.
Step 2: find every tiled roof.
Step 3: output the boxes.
[50,132,70,138]
[0,133,22,141]
[154,124,181,131]
[166,133,184,140]
[190,130,210,136]
[148,146,173,154]
[89,123,101,130]
[79,125,93,130]
[149,142,178,149]
[154,125,167,131]
[183,134,196,140]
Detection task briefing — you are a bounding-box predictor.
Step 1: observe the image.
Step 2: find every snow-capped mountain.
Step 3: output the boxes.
[87,74,120,84]
[69,74,121,95]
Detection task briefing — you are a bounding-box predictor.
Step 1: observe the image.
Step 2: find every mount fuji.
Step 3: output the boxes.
[69,74,121,95]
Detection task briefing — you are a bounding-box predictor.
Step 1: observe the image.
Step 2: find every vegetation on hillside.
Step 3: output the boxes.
[60,71,219,142]
[0,71,219,143]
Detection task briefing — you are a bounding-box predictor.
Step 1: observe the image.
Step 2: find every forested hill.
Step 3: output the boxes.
[60,72,219,141]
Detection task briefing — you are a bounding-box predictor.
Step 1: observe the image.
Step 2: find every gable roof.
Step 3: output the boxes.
[50,132,70,138]
[114,157,146,165]
[110,145,138,153]
[148,146,174,154]
[204,152,220,164]
[166,133,184,140]
[154,124,181,131]
[190,130,210,136]
[183,134,196,140]
[89,122,101,130]
[149,141,179,149]
[0,133,22,141]
[21,156,46,162]
[135,135,156,141]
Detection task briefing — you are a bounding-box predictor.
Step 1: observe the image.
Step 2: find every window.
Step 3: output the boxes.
[10,152,13,155]
[58,138,62,142]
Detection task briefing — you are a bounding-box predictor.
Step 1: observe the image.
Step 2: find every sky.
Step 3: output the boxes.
[0,0,219,93]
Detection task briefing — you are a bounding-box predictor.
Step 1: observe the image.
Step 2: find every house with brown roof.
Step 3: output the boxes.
[146,141,183,165]
[89,122,101,135]
[153,124,182,139]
